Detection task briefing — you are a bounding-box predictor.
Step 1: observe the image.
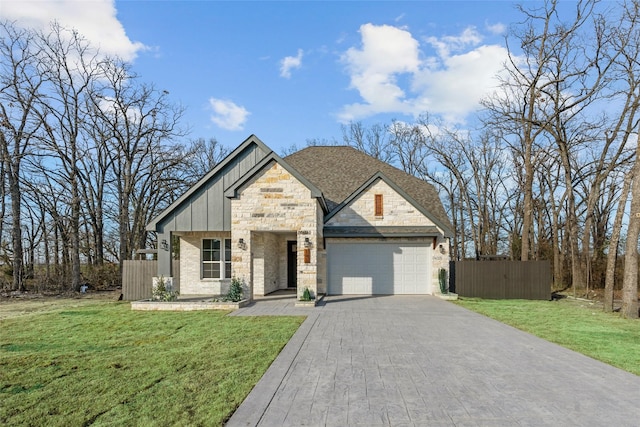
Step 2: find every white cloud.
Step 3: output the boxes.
[339,24,420,121]
[486,22,507,35]
[338,23,509,124]
[413,44,507,122]
[425,26,482,58]
[208,98,250,131]
[280,49,304,78]
[0,0,146,61]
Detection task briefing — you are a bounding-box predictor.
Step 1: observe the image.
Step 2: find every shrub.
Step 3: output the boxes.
[226,277,244,302]
[301,287,312,301]
[438,268,448,294]
[82,263,120,290]
[152,276,179,301]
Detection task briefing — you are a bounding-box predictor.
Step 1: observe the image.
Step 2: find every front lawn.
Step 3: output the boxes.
[455,297,640,376]
[0,301,304,426]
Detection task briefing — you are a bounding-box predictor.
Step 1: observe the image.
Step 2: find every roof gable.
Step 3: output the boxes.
[285,146,453,236]
[224,153,326,212]
[324,171,452,235]
[146,135,272,232]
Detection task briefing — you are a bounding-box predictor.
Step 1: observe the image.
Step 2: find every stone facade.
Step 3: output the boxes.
[251,231,294,295]
[326,178,450,293]
[175,171,450,298]
[148,137,454,302]
[327,179,437,227]
[231,162,323,299]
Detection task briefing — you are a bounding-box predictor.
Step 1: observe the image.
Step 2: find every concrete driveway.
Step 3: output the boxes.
[226,295,640,426]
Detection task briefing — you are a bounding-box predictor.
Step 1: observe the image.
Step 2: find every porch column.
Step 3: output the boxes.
[157,231,173,277]
[231,230,253,301]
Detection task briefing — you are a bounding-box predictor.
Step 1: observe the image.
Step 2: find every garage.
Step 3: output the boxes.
[327,242,431,295]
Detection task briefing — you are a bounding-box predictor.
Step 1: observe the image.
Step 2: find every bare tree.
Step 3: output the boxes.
[182,137,229,185]
[388,119,428,177]
[78,104,112,266]
[536,150,568,287]
[33,23,106,291]
[607,0,640,318]
[603,171,632,311]
[0,21,44,291]
[341,121,394,163]
[93,60,186,265]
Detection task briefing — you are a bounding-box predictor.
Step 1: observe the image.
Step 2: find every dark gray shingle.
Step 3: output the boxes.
[285,146,452,231]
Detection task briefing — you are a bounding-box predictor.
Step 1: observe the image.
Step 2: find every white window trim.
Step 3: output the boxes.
[202,238,232,280]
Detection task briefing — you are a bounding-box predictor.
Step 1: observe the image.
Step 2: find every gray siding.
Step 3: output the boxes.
[156,141,269,233]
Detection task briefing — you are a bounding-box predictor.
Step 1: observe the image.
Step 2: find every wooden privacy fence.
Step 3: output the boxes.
[450,260,551,300]
[122,260,180,301]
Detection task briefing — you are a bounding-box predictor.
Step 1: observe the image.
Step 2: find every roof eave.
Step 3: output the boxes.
[224,153,328,210]
[323,226,441,238]
[324,171,454,237]
[146,134,271,232]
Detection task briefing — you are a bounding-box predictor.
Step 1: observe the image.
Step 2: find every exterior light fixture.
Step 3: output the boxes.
[161,239,169,251]
[438,243,445,254]
[304,237,312,248]
[238,238,246,250]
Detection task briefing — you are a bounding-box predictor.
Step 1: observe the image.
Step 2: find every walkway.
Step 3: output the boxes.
[227,295,640,426]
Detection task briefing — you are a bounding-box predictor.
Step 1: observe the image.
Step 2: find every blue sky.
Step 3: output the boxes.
[3,1,533,153]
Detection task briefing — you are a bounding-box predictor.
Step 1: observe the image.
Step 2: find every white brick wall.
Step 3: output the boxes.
[179,232,231,295]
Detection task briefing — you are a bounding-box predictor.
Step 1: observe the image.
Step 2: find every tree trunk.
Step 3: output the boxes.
[521,143,534,261]
[10,177,24,291]
[621,164,640,318]
[604,173,632,312]
[69,148,82,292]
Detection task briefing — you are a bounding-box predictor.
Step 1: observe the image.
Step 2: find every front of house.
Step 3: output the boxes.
[146,135,453,300]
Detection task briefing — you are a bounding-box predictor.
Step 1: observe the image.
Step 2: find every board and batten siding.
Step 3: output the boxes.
[157,142,270,233]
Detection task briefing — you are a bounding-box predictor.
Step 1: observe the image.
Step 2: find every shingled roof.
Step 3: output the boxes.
[284,146,453,233]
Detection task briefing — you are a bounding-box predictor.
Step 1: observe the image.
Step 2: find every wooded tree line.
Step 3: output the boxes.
[333,0,640,318]
[2,1,639,317]
[0,21,226,293]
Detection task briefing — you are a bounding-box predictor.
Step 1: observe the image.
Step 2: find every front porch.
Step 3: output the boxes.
[234,230,321,301]
[247,231,299,297]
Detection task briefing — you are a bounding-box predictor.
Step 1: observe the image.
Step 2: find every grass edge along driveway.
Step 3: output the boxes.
[0,301,305,426]
[455,297,640,376]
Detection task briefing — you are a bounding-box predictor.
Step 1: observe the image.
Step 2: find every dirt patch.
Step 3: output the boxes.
[0,290,123,320]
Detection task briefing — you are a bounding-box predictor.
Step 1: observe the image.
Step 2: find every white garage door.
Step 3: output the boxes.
[327,242,431,295]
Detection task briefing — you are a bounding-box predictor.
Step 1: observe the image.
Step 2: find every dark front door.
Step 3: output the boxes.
[287,241,297,288]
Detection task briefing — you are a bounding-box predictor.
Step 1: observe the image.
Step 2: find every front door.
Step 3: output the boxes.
[287,241,297,288]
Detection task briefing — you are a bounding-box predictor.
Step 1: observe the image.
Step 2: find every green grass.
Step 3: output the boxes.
[455,298,640,376]
[0,301,304,426]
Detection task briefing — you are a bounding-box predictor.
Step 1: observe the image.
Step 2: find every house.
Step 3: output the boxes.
[146,135,453,300]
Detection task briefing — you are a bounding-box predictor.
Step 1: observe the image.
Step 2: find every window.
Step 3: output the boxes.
[374,194,384,216]
[202,238,231,279]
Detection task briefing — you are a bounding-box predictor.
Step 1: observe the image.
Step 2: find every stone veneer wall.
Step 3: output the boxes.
[179,232,231,295]
[231,162,321,299]
[327,179,437,227]
[326,178,450,294]
[432,236,451,292]
[252,232,282,296]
